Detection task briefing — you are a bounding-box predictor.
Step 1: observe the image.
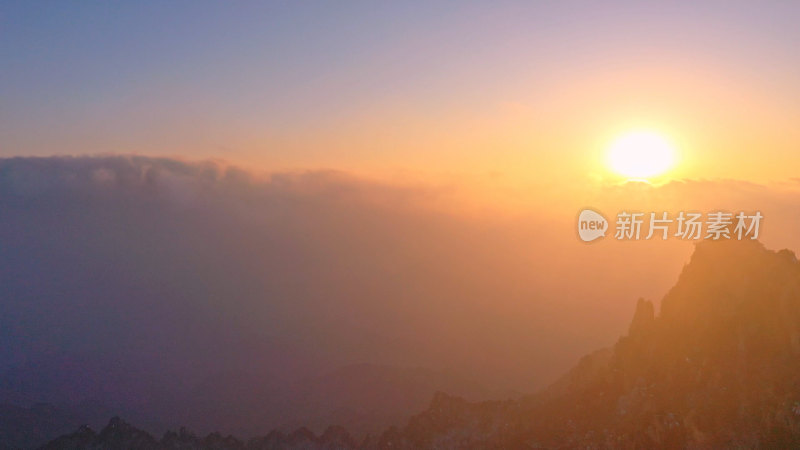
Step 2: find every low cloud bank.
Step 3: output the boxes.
[1,155,798,435]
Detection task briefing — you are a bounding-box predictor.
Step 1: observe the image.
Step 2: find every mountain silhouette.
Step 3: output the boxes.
[39,239,800,448]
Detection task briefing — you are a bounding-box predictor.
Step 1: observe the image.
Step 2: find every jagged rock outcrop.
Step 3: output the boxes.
[627,298,654,337]
[40,425,98,450]
[374,240,800,448]
[40,417,359,450]
[40,417,160,450]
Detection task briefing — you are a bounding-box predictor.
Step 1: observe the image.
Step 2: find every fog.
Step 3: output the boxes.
[1,155,797,435]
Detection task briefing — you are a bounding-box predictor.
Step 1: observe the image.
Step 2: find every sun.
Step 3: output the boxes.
[607,131,676,180]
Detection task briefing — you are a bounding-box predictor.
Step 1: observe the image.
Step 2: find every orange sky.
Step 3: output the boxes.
[3,2,799,191]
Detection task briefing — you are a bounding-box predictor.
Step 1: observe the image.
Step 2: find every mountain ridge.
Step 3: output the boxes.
[39,239,800,448]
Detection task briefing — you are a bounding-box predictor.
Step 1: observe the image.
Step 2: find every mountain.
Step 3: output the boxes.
[526,239,800,448]
[40,417,359,450]
[40,239,800,448]
[365,239,800,448]
[0,363,497,448]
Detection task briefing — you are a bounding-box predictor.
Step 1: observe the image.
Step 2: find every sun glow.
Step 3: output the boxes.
[607,131,676,180]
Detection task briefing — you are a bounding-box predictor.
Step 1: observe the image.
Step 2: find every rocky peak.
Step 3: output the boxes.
[651,239,800,363]
[660,239,800,323]
[40,425,97,450]
[96,416,160,449]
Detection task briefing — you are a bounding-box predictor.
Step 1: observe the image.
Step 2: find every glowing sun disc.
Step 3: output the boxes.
[607,131,675,179]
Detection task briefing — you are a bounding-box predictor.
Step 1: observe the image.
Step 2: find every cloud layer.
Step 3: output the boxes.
[1,155,798,435]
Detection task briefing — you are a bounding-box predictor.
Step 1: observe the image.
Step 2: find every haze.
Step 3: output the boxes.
[2,0,800,441]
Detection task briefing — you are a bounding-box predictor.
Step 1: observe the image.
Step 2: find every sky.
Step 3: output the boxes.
[2,1,799,187]
[3,3,800,436]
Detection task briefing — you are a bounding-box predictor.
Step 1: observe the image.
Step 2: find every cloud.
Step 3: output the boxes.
[2,155,800,435]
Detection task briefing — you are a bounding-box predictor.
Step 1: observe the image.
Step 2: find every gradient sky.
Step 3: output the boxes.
[2,1,799,184]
